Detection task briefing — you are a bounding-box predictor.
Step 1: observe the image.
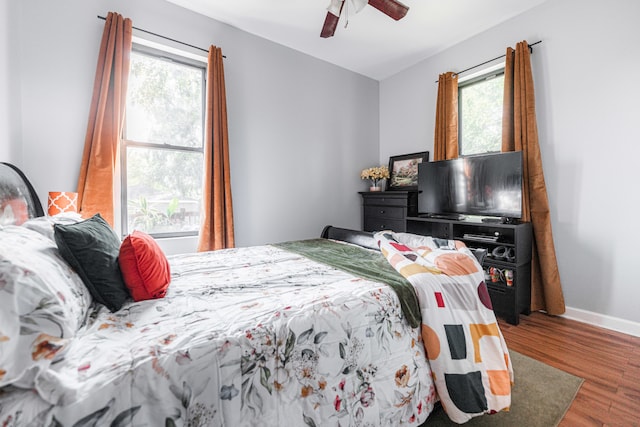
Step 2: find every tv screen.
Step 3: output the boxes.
[418,151,523,219]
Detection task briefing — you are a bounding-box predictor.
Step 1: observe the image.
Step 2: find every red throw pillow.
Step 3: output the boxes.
[119,231,171,301]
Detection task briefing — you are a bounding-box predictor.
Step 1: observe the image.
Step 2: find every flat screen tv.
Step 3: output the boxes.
[417,151,523,219]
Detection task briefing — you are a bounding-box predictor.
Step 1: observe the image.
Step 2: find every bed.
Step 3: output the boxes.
[0,162,512,426]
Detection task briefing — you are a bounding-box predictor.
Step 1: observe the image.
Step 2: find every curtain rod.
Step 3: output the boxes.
[434,40,541,83]
[97,15,226,58]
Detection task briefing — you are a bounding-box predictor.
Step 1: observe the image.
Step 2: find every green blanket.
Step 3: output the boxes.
[273,239,421,328]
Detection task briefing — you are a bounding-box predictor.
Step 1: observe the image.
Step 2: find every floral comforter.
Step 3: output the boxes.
[0,243,437,426]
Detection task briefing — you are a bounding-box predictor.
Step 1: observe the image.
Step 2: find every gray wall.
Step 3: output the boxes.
[5,0,379,251]
[0,0,18,162]
[0,0,7,160]
[380,0,640,328]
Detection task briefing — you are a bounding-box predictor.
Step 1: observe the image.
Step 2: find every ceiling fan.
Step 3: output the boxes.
[320,0,409,38]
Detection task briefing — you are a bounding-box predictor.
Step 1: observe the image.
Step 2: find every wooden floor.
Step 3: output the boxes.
[498,312,640,427]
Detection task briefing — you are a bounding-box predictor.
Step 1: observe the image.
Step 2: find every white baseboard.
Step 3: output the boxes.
[562,306,640,338]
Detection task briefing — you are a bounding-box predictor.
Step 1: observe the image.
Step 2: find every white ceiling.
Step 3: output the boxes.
[165,0,549,80]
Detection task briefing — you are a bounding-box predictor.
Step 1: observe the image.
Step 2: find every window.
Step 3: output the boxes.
[122,44,206,238]
[458,67,504,156]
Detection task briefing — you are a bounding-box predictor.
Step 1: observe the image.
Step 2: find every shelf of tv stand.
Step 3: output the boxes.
[406,215,532,325]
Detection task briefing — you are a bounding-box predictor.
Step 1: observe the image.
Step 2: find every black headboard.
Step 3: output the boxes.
[0,162,44,225]
[321,225,486,263]
[321,225,379,251]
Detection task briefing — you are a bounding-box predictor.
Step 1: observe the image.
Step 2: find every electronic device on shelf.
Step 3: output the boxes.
[481,217,503,224]
[425,213,465,220]
[417,151,523,221]
[463,233,499,243]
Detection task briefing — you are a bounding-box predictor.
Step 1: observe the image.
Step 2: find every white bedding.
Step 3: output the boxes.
[1,244,438,426]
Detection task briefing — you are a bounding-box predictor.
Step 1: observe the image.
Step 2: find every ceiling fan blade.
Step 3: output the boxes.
[368,0,409,20]
[320,11,340,38]
[320,1,345,38]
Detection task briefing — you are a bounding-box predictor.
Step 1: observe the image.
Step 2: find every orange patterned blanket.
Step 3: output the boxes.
[375,231,513,424]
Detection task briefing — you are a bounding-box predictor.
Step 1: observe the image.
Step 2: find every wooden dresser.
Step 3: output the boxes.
[358,191,417,232]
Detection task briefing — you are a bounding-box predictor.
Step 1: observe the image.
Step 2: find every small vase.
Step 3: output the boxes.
[369,186,381,192]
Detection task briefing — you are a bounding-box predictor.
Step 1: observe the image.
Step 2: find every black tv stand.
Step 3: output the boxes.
[405,215,532,325]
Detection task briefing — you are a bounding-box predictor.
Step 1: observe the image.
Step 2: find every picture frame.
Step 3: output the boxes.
[386,151,430,191]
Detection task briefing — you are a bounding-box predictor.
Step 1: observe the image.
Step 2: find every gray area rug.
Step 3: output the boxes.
[423,351,584,427]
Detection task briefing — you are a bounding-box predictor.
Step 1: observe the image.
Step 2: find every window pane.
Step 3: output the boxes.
[126,146,202,235]
[126,52,203,148]
[459,75,504,155]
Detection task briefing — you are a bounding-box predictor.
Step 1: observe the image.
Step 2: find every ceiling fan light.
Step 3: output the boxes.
[327,0,344,17]
[327,0,368,17]
[352,0,369,14]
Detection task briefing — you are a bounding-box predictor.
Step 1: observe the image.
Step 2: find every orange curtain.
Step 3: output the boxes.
[502,41,565,315]
[76,12,132,226]
[197,46,234,251]
[433,72,459,161]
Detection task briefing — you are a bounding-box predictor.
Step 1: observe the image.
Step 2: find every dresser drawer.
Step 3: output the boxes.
[364,205,405,220]
[362,196,408,207]
[364,217,406,232]
[360,191,416,233]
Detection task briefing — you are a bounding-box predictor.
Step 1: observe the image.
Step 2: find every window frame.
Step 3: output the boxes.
[121,42,207,239]
[457,64,505,157]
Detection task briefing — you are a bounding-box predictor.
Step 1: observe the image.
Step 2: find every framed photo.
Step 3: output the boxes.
[386,151,430,191]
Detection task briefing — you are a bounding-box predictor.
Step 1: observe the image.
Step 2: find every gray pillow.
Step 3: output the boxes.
[54,214,130,311]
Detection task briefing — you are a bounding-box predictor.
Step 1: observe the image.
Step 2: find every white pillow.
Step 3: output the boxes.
[21,213,83,241]
[0,225,91,388]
